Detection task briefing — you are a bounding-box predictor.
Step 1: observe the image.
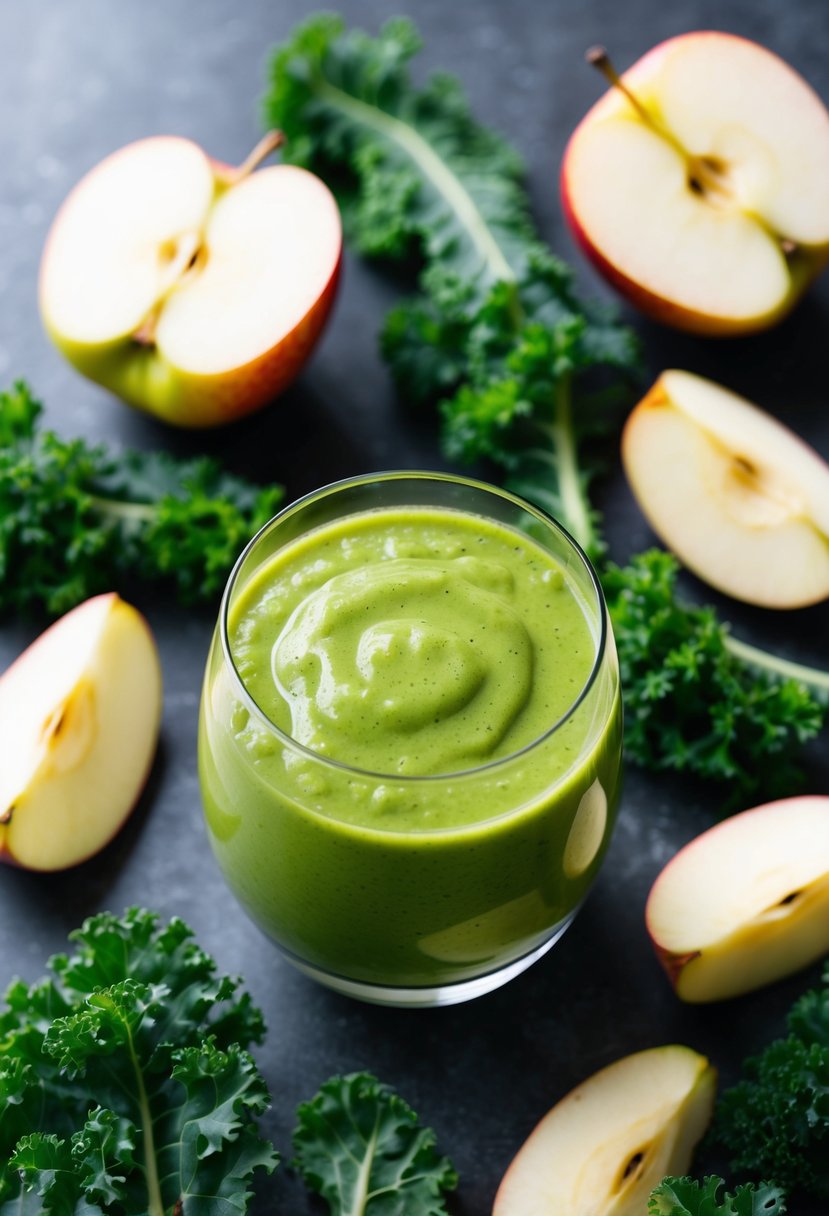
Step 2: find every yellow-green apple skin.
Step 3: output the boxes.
[492,1045,716,1215]
[561,33,829,334]
[39,136,342,427]
[0,594,162,871]
[622,370,829,608]
[647,796,829,1003]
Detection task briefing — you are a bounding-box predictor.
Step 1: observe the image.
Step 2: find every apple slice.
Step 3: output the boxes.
[0,594,162,871]
[40,133,341,427]
[647,796,829,1003]
[622,370,829,608]
[562,34,829,334]
[493,1046,715,1215]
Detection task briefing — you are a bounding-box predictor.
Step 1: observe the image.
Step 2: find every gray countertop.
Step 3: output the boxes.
[1,1,828,1211]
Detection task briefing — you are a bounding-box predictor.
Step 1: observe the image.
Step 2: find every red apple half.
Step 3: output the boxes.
[622,369,829,608]
[493,1045,715,1215]
[0,594,162,870]
[562,33,829,334]
[40,134,342,427]
[647,796,829,1003]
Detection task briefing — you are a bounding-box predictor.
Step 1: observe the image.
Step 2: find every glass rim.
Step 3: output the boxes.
[219,470,609,783]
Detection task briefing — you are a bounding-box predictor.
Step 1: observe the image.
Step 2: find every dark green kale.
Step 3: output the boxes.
[603,550,824,804]
[293,1071,457,1215]
[0,908,277,1216]
[649,1176,787,1214]
[712,964,829,1200]
[265,13,640,561]
[0,382,282,617]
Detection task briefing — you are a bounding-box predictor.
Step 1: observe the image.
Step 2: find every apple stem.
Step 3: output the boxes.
[585,47,731,202]
[725,634,829,699]
[585,47,655,128]
[585,46,686,158]
[232,130,285,183]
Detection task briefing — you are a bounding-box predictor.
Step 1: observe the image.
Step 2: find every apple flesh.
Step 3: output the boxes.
[562,33,829,334]
[0,594,162,871]
[39,134,341,427]
[622,369,829,608]
[493,1045,715,1215]
[647,796,829,1003]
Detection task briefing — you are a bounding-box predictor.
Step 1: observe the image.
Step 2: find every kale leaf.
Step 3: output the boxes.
[0,908,278,1216]
[293,1071,457,1215]
[0,382,282,617]
[649,1176,787,1215]
[265,14,640,561]
[265,14,534,284]
[603,550,824,805]
[265,14,826,806]
[712,964,829,1199]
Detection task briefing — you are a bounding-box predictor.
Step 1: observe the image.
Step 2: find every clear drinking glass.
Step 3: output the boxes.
[198,472,622,1007]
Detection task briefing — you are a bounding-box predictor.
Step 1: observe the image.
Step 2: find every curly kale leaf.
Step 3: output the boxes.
[713,964,829,1200]
[433,255,638,557]
[265,16,640,560]
[265,14,534,288]
[649,1176,786,1215]
[0,909,277,1216]
[0,382,282,617]
[602,549,824,805]
[293,1072,457,1215]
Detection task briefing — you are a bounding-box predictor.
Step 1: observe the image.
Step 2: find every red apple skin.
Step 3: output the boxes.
[560,32,829,336]
[654,947,702,991]
[0,594,163,872]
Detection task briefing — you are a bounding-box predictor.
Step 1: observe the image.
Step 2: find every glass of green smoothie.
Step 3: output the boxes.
[199,472,622,1007]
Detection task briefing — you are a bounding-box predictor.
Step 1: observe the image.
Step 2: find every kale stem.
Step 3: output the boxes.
[724,634,829,698]
[122,1014,165,1216]
[313,76,518,291]
[87,495,157,523]
[345,1116,379,1216]
[551,374,595,555]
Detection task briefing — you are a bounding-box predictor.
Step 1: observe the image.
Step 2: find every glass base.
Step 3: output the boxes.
[282,910,578,1008]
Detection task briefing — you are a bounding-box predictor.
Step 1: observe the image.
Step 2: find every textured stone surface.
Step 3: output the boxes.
[1,2,828,1211]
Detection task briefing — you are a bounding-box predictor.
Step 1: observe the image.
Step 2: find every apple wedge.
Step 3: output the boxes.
[493,1045,715,1215]
[622,370,829,608]
[562,33,829,334]
[0,594,162,871]
[40,133,341,427]
[647,796,829,1003]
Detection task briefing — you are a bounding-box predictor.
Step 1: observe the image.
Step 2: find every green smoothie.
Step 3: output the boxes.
[199,490,622,997]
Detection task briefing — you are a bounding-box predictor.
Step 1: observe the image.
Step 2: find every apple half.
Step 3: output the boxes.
[622,369,829,608]
[0,594,162,871]
[493,1045,715,1215]
[40,134,341,427]
[562,33,829,334]
[647,796,829,1003]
